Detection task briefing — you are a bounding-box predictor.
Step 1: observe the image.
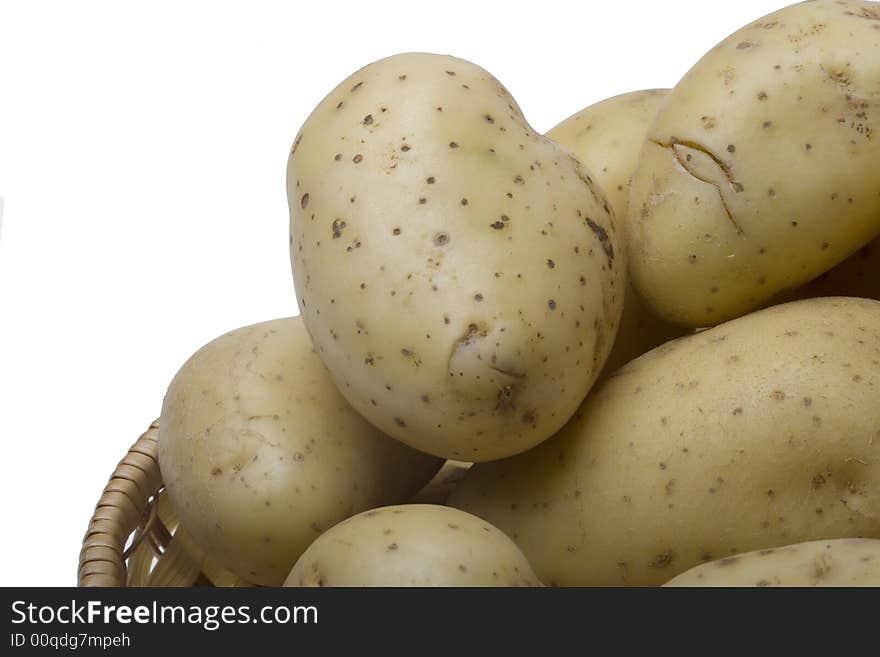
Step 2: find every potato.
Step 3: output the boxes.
[777,236,880,303]
[284,504,542,587]
[409,460,471,505]
[449,297,880,586]
[548,90,670,222]
[664,539,880,587]
[158,317,442,585]
[287,53,624,461]
[548,90,685,374]
[627,0,880,328]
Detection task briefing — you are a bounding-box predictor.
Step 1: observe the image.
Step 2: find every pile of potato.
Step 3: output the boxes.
[157,0,880,587]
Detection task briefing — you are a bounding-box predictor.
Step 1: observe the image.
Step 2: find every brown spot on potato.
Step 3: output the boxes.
[650,550,674,568]
[496,384,517,412]
[584,217,614,264]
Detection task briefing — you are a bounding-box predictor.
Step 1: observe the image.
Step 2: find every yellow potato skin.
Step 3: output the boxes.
[288,53,624,462]
[158,318,442,586]
[450,298,880,586]
[777,236,880,303]
[284,504,542,587]
[548,90,670,218]
[627,0,880,328]
[664,539,880,587]
[548,90,685,374]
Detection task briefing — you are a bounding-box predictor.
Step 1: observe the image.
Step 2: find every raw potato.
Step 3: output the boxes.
[450,298,880,586]
[777,236,880,303]
[284,504,542,587]
[664,538,880,587]
[548,90,685,374]
[288,53,624,461]
[627,0,880,328]
[158,318,442,586]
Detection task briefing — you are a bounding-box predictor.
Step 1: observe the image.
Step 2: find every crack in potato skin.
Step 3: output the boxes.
[627,0,880,328]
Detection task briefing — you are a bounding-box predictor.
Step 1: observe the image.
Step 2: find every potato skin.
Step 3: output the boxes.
[777,236,880,303]
[548,90,670,219]
[288,53,623,461]
[548,90,685,374]
[627,0,880,328]
[158,318,442,586]
[664,539,880,587]
[284,504,542,587]
[450,298,880,586]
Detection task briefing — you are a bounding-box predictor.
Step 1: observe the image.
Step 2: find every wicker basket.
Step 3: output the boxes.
[78,421,253,587]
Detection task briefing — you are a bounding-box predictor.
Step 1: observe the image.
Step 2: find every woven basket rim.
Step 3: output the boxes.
[78,421,162,587]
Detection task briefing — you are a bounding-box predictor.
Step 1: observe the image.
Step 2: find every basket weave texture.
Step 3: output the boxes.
[78,421,252,587]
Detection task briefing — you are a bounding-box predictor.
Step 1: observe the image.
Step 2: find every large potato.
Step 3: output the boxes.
[450,297,880,586]
[664,538,880,587]
[287,53,624,461]
[158,318,442,585]
[284,504,542,587]
[627,0,880,328]
[548,90,685,374]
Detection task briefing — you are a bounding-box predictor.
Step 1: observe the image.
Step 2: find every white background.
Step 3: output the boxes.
[0,0,782,585]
